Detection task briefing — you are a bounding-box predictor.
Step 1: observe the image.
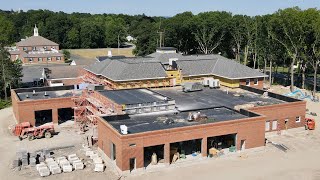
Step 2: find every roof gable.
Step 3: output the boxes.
[85,58,167,81]
[16,36,58,47]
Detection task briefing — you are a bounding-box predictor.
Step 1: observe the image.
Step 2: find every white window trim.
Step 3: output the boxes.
[296,116,301,123]
[246,79,250,86]
[254,78,259,85]
[29,58,33,62]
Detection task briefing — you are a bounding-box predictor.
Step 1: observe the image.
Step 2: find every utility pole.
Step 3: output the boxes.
[157,31,165,48]
[118,34,120,55]
[157,18,165,47]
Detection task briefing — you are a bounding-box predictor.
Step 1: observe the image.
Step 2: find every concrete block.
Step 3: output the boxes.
[45,158,55,164]
[73,162,84,170]
[94,163,104,172]
[29,152,37,158]
[17,150,28,159]
[71,159,82,166]
[43,148,51,156]
[62,165,73,173]
[68,157,80,163]
[38,167,50,177]
[36,163,47,171]
[90,153,99,159]
[38,156,44,163]
[56,157,67,164]
[59,159,70,167]
[67,154,77,160]
[85,150,94,157]
[29,157,37,166]
[50,166,62,175]
[49,164,59,172]
[12,159,21,168]
[21,158,28,166]
[93,157,103,164]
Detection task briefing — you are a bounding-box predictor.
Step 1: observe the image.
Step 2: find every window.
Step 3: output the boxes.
[246,79,250,86]
[265,121,270,131]
[23,47,27,51]
[38,58,43,62]
[272,120,278,130]
[29,58,33,62]
[47,57,52,61]
[296,116,301,123]
[254,78,258,85]
[43,46,47,50]
[129,143,136,147]
[56,57,61,61]
[32,47,36,51]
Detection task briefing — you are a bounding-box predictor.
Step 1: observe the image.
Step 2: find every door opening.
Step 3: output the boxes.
[240,140,246,151]
[130,158,136,172]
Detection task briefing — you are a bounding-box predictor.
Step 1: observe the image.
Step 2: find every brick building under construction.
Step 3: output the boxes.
[11,49,307,172]
[11,85,306,172]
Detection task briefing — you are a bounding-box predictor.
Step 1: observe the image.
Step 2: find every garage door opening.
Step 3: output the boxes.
[35,109,52,126]
[58,108,73,124]
[170,139,202,163]
[207,134,237,156]
[144,145,164,168]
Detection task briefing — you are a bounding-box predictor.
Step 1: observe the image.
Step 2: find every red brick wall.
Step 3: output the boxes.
[98,115,266,171]
[249,101,306,132]
[11,90,75,126]
[240,78,264,89]
[90,91,123,114]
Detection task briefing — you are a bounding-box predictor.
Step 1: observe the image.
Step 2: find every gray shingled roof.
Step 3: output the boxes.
[147,52,183,64]
[85,58,167,81]
[21,66,44,83]
[16,36,58,47]
[45,65,84,79]
[177,55,267,79]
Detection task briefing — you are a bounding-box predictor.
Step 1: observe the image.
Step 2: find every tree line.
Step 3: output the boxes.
[0,8,319,95]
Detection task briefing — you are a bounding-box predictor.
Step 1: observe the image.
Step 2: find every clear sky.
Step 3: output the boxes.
[0,0,319,16]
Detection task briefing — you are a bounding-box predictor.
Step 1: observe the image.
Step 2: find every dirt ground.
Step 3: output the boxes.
[0,84,319,180]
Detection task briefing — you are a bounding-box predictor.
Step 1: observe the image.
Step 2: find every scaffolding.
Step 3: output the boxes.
[81,72,115,90]
[72,89,117,128]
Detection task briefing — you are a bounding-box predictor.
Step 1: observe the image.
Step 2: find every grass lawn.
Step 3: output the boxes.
[0,100,11,110]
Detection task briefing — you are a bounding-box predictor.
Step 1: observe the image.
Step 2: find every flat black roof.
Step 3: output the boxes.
[103,107,250,134]
[155,88,284,111]
[98,89,170,105]
[15,85,81,101]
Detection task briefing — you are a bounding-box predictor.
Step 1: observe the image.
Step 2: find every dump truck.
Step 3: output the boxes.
[11,122,55,141]
[182,82,203,92]
[305,118,315,130]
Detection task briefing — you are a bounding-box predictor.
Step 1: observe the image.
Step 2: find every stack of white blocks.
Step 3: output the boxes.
[36,162,50,177]
[46,158,61,175]
[68,154,84,171]
[86,150,104,172]
[57,156,72,173]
